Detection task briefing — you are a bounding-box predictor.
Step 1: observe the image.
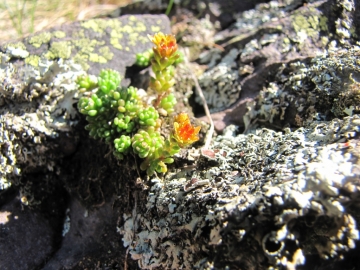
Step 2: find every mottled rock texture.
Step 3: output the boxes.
[0,14,170,270]
[0,1,360,270]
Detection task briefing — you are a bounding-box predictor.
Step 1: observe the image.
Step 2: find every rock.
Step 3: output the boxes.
[43,197,133,270]
[117,1,360,269]
[0,198,55,270]
[197,0,359,132]
[0,13,171,270]
[0,14,171,193]
[1,1,360,270]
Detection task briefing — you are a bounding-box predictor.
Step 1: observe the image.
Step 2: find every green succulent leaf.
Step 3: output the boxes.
[98,69,121,94]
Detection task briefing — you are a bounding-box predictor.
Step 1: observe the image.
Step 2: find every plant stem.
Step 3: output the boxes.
[165,0,174,16]
[184,49,214,150]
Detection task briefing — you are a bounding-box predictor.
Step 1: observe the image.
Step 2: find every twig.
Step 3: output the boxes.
[183,48,214,149]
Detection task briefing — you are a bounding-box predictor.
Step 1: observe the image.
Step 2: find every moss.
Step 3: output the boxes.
[45,41,72,59]
[29,32,52,48]
[25,55,40,67]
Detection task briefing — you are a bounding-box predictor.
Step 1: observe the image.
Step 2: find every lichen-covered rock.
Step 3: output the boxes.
[1,15,171,75]
[120,115,360,269]
[196,48,241,112]
[0,14,171,269]
[0,58,82,194]
[243,45,360,130]
[0,15,170,195]
[116,1,360,269]
[1,0,360,269]
[197,0,359,132]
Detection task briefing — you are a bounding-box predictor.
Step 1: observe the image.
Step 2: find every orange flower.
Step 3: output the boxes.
[148,32,178,58]
[173,113,201,147]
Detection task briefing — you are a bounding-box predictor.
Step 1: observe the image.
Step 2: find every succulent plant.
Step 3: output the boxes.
[77,32,200,175]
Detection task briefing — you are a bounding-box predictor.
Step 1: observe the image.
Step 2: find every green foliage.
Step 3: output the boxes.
[132,128,164,158]
[135,49,183,68]
[114,135,131,158]
[135,48,154,67]
[174,51,184,65]
[98,69,121,94]
[77,68,180,175]
[160,93,177,114]
[138,107,159,126]
[76,75,97,92]
[77,33,198,176]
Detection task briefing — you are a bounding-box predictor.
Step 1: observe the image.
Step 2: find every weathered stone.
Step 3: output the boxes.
[1,1,360,269]
[0,198,54,270]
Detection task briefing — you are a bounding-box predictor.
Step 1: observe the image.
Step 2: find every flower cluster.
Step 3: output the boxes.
[173,113,201,147]
[77,32,200,175]
[148,33,180,109]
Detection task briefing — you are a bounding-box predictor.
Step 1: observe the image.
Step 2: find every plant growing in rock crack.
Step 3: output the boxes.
[77,32,200,175]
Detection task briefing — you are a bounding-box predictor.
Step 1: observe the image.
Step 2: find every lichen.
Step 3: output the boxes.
[4,42,29,58]
[45,41,72,59]
[243,45,360,129]
[119,114,360,269]
[25,55,41,67]
[196,49,241,112]
[0,58,85,193]
[29,32,52,48]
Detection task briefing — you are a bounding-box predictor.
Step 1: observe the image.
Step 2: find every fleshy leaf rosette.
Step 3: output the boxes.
[78,32,201,176]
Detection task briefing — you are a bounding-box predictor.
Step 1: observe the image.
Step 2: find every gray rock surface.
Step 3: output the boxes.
[0,14,170,270]
[0,1,360,270]
[0,198,54,270]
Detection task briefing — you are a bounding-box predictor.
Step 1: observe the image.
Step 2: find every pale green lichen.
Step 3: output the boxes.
[98,46,113,60]
[292,15,317,37]
[72,39,109,68]
[291,8,329,40]
[89,46,114,63]
[29,32,52,48]
[81,19,110,33]
[71,28,86,39]
[73,54,90,71]
[4,42,26,50]
[52,31,66,39]
[25,55,41,67]
[110,29,124,50]
[45,41,72,59]
[151,25,161,32]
